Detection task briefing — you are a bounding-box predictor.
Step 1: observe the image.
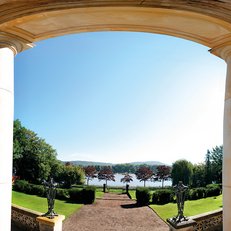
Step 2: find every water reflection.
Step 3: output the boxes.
[86,173,172,187]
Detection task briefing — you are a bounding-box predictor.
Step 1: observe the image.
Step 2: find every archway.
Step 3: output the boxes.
[1,2,231,230]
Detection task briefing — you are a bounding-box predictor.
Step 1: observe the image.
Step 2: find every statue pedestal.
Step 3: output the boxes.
[167,218,196,231]
[36,215,65,231]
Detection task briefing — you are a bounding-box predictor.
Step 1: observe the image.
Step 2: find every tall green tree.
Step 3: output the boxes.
[171,159,193,186]
[205,150,212,185]
[192,163,206,187]
[210,145,223,183]
[13,119,60,183]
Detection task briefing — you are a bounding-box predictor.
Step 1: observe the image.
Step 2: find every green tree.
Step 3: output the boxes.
[192,163,206,187]
[210,145,223,183]
[171,159,193,186]
[13,120,60,183]
[205,150,212,185]
[59,164,85,188]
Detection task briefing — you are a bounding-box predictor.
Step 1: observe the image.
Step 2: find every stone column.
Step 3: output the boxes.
[0,46,14,231]
[211,43,231,231]
[223,55,231,231]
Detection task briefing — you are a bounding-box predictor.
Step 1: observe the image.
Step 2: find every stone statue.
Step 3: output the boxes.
[172,181,188,223]
[43,177,58,219]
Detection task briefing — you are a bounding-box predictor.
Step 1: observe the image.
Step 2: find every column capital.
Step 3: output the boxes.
[0,32,34,55]
[210,41,231,62]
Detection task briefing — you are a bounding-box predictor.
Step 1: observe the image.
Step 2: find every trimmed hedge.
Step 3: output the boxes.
[30,184,45,196]
[82,186,96,204]
[188,187,206,200]
[152,189,174,205]
[151,184,221,204]
[56,188,69,200]
[136,187,150,206]
[68,188,83,203]
[69,187,96,204]
[13,180,96,204]
[14,180,31,193]
[206,184,221,197]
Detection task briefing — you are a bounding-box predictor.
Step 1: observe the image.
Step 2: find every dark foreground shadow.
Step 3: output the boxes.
[121,203,139,209]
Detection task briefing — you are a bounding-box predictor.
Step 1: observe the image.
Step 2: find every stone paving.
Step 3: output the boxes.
[63,193,169,231]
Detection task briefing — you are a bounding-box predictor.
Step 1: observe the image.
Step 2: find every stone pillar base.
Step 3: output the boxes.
[36,215,65,231]
[167,218,196,231]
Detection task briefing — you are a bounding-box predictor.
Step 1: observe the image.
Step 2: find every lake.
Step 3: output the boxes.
[85,173,172,188]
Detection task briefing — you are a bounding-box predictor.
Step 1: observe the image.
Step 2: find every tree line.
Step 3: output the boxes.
[83,164,160,175]
[13,119,223,189]
[83,165,171,187]
[171,146,222,187]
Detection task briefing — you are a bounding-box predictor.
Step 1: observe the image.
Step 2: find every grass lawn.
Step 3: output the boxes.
[95,189,104,198]
[12,191,82,219]
[128,190,136,200]
[150,195,223,221]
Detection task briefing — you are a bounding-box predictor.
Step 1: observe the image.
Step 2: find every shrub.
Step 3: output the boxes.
[56,188,69,200]
[82,186,96,204]
[152,189,174,204]
[136,187,150,206]
[188,187,206,200]
[68,188,82,203]
[206,184,221,197]
[30,184,45,197]
[13,180,31,193]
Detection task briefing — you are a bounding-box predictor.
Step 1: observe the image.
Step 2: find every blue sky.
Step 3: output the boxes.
[14,32,226,165]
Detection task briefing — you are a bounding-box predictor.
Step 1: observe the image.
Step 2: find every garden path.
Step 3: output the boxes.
[63,192,169,231]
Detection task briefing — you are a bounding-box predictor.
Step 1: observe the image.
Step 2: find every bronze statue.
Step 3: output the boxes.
[43,177,58,219]
[172,181,188,223]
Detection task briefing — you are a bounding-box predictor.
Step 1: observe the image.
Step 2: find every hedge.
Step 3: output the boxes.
[150,184,221,204]
[152,189,174,205]
[188,187,206,200]
[136,187,150,206]
[206,184,221,197]
[82,186,96,204]
[13,180,96,204]
[56,188,69,200]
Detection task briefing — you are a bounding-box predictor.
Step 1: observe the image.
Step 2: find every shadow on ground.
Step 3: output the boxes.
[120,203,139,209]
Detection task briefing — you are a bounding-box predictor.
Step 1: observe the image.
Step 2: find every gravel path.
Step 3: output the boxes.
[63,193,169,231]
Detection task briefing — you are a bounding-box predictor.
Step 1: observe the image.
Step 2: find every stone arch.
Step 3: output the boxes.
[1,1,231,231]
[0,1,231,55]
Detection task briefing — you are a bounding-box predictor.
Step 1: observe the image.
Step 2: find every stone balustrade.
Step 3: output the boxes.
[12,204,65,231]
[11,204,42,231]
[191,209,222,231]
[168,209,223,231]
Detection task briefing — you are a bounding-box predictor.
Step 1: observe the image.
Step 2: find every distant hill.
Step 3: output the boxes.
[66,160,113,166]
[65,160,166,166]
[129,161,166,166]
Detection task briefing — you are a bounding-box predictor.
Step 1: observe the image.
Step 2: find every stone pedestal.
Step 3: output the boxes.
[36,215,65,231]
[167,218,197,231]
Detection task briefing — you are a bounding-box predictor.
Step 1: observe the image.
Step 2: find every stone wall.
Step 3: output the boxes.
[190,209,222,231]
[11,204,42,231]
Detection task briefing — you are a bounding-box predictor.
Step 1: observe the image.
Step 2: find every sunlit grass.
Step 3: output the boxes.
[12,191,82,219]
[150,195,222,221]
[95,189,104,198]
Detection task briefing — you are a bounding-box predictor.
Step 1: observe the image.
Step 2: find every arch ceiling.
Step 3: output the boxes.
[0,0,231,56]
